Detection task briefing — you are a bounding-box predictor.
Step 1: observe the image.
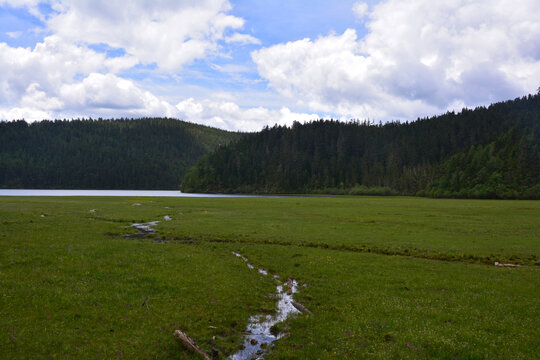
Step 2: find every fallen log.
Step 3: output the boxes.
[494,262,520,267]
[291,301,314,315]
[173,330,211,360]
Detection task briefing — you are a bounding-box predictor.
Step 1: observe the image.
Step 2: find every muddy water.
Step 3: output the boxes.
[230,252,300,360]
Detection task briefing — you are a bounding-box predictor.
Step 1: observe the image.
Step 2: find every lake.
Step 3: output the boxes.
[0,189,268,197]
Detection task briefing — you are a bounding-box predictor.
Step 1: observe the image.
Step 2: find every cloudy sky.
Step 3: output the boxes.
[1,0,539,131]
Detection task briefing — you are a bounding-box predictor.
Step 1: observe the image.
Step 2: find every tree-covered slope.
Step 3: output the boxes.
[181,93,540,198]
[423,128,540,198]
[0,118,243,189]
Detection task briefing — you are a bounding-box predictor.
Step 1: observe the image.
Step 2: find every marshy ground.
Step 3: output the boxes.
[1,196,539,359]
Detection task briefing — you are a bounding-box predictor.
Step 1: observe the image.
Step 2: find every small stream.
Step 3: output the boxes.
[124,224,303,359]
[230,252,300,360]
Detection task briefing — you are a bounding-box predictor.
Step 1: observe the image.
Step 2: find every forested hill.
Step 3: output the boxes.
[181,93,540,199]
[0,118,243,189]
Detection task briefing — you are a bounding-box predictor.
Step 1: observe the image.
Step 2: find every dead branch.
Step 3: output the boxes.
[291,301,314,315]
[173,329,211,360]
[142,296,149,309]
[494,262,520,267]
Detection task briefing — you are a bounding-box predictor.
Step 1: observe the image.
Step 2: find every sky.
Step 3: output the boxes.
[0,0,539,131]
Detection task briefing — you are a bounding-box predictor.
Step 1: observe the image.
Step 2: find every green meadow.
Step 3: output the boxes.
[1,196,539,359]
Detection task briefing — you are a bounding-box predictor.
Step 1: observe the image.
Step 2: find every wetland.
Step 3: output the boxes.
[1,196,539,359]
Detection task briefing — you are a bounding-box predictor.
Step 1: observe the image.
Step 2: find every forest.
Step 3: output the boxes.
[0,118,242,189]
[181,93,540,199]
[1,94,538,198]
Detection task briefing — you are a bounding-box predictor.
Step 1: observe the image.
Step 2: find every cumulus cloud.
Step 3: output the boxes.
[0,0,256,122]
[46,0,246,72]
[0,73,181,121]
[252,0,540,121]
[59,73,179,116]
[0,36,107,103]
[0,106,51,121]
[20,83,63,111]
[0,36,144,119]
[176,98,319,132]
[3,0,539,128]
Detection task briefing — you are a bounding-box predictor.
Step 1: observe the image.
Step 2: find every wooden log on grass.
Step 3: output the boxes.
[291,301,314,315]
[173,330,211,360]
[494,262,520,267]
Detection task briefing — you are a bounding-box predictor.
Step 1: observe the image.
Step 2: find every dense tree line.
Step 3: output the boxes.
[423,128,540,198]
[181,93,540,199]
[0,118,242,189]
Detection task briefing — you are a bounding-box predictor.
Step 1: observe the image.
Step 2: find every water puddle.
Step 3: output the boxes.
[124,221,161,239]
[230,252,301,360]
[131,221,160,233]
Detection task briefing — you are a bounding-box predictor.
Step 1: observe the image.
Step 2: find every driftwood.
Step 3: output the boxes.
[494,262,520,267]
[173,330,211,360]
[291,301,314,315]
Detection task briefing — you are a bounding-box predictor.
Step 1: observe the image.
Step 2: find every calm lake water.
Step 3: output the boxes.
[0,189,270,197]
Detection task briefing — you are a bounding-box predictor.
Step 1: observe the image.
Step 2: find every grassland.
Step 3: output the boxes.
[1,196,539,359]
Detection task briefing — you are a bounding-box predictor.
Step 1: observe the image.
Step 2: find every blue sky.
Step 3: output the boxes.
[0,0,539,131]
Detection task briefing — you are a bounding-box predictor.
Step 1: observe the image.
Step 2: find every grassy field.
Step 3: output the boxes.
[1,196,539,359]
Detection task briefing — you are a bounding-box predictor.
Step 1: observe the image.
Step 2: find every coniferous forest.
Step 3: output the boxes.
[1,94,539,198]
[0,118,242,189]
[181,93,540,199]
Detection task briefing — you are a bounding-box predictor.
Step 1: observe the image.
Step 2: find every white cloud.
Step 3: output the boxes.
[6,31,22,39]
[0,37,107,102]
[0,0,41,8]
[59,73,179,117]
[0,0,266,124]
[0,35,145,117]
[352,2,369,19]
[0,0,47,21]
[3,0,539,129]
[225,32,261,45]
[176,98,319,132]
[0,106,52,121]
[20,83,63,110]
[252,0,540,121]
[0,35,179,121]
[0,72,181,122]
[210,63,252,73]
[46,0,245,72]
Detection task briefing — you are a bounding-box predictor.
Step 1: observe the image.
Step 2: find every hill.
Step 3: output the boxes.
[0,118,243,189]
[181,93,540,199]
